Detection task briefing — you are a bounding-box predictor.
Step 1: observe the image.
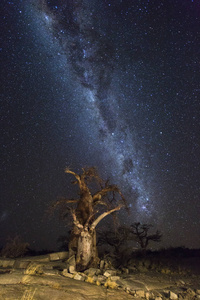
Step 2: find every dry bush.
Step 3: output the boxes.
[24,263,44,275]
[0,235,29,258]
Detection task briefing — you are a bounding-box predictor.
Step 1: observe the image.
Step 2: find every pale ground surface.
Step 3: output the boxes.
[0,254,199,300]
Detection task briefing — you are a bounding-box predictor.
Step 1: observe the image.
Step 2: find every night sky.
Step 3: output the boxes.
[1,0,200,251]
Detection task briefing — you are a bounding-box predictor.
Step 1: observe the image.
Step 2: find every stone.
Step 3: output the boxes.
[103,270,117,277]
[97,275,106,284]
[145,292,150,300]
[49,252,68,261]
[49,253,60,261]
[62,269,73,278]
[43,269,59,276]
[136,289,145,298]
[155,297,162,300]
[169,291,178,299]
[100,260,105,269]
[110,276,120,281]
[73,273,82,280]
[0,259,15,268]
[13,260,30,269]
[26,255,50,262]
[69,265,76,274]
[84,268,101,276]
[66,255,76,273]
[66,255,76,266]
[186,288,196,297]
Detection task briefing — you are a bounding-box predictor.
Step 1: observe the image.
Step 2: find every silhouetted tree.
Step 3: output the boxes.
[52,167,127,271]
[97,226,131,265]
[130,222,162,251]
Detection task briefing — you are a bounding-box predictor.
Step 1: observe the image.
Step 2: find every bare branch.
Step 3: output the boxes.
[65,168,82,185]
[90,205,122,231]
[93,185,120,201]
[71,209,84,230]
[84,213,95,229]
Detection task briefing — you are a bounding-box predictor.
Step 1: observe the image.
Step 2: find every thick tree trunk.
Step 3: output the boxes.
[76,230,92,271]
[75,229,98,271]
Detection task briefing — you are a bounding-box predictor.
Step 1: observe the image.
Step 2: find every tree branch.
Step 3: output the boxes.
[90,205,122,231]
[71,209,84,230]
[65,168,82,186]
[93,185,125,202]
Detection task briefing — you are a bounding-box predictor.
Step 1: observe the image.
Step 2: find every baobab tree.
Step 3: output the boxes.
[130,222,162,252]
[97,226,131,266]
[53,167,127,271]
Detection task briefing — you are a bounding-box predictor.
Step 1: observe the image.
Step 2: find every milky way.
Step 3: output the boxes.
[29,0,155,221]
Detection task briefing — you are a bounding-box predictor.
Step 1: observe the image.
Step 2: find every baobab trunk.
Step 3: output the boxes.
[71,206,122,271]
[76,229,96,271]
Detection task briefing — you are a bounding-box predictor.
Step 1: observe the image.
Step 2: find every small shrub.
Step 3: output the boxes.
[24,263,44,275]
[1,235,29,258]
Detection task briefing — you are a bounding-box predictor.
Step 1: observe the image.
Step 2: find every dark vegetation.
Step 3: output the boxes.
[0,236,29,258]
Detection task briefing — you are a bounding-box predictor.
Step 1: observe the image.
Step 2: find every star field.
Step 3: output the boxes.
[1,0,200,250]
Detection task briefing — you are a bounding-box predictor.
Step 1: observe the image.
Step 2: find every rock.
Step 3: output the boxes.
[43,269,59,276]
[169,291,178,299]
[103,270,117,277]
[66,255,76,273]
[66,255,76,266]
[25,255,50,262]
[136,289,145,298]
[0,259,15,268]
[69,265,76,274]
[186,288,196,297]
[97,275,106,284]
[110,276,120,281]
[84,268,101,276]
[13,260,30,269]
[100,260,105,269]
[49,252,69,261]
[155,297,162,300]
[145,291,150,300]
[49,252,60,261]
[62,269,73,278]
[73,273,82,281]
[177,279,185,286]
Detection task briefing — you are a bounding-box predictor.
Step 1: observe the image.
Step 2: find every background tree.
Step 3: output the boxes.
[130,222,162,252]
[97,226,131,266]
[52,167,127,271]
